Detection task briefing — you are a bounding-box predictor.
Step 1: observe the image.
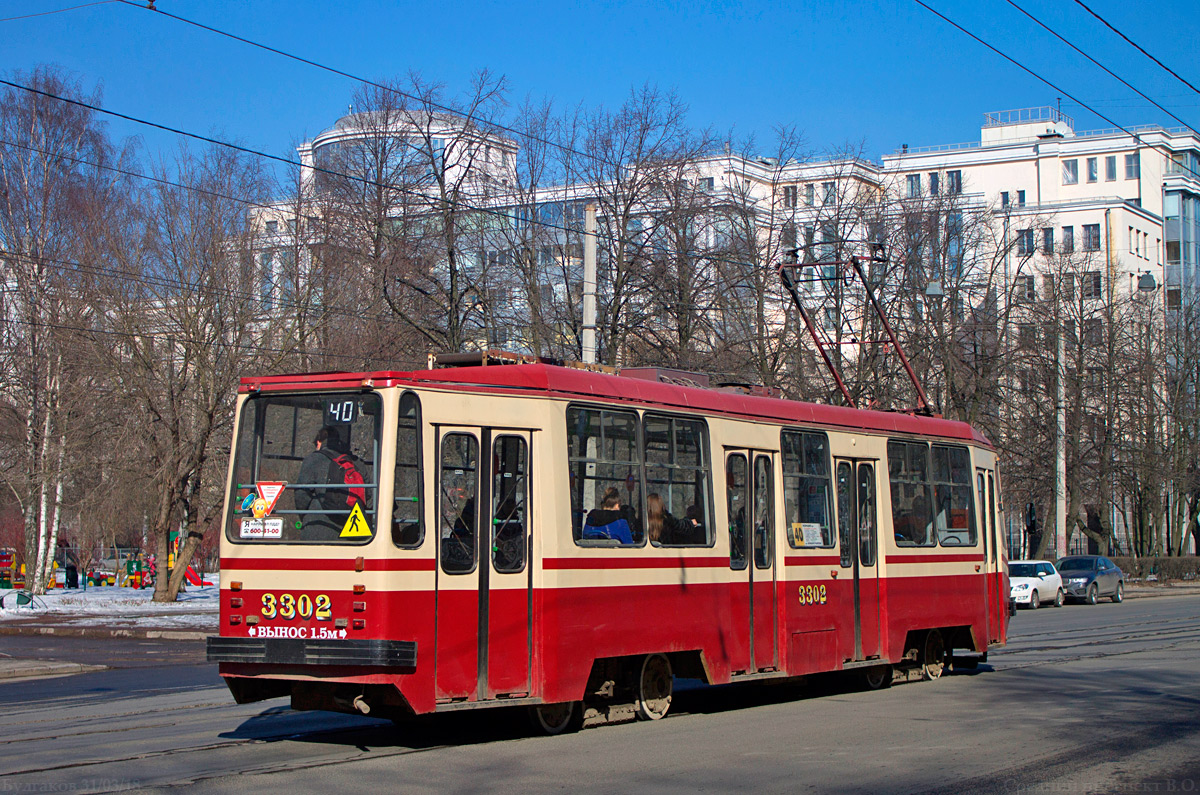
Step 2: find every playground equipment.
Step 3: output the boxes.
[0,548,14,589]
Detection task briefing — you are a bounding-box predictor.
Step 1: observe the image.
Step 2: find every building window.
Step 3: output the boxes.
[1084,317,1103,345]
[907,174,921,198]
[1042,228,1055,254]
[1017,190,1026,207]
[1062,225,1074,253]
[783,185,797,208]
[1105,156,1116,182]
[700,177,714,191]
[929,172,940,196]
[1017,229,1035,256]
[1080,271,1102,299]
[823,181,835,204]
[1001,191,1010,208]
[1167,288,1181,310]
[1016,274,1035,301]
[265,220,278,235]
[948,170,962,194]
[1125,152,1140,179]
[1062,160,1078,185]
[1083,224,1101,252]
[804,183,814,206]
[1086,157,1098,183]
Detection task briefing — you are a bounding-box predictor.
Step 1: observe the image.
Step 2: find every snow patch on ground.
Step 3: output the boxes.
[0,574,220,626]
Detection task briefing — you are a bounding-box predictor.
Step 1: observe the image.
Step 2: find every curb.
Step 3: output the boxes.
[0,661,107,681]
[0,625,211,641]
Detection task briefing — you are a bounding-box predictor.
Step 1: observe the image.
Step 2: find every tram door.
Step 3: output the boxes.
[977,467,1003,644]
[726,450,779,673]
[835,459,881,660]
[434,427,533,702]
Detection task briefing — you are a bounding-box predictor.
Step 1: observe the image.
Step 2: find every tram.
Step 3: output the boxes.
[207,357,1010,732]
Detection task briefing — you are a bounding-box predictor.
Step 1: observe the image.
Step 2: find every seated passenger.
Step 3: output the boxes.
[583,487,635,544]
[647,493,674,544]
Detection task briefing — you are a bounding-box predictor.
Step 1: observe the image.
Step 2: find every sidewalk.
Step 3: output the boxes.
[1124,581,1200,599]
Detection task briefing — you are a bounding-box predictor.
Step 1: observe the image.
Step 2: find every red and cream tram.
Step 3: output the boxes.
[208,360,1010,732]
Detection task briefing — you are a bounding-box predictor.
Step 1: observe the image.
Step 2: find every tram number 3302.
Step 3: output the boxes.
[261,593,332,621]
[798,584,828,605]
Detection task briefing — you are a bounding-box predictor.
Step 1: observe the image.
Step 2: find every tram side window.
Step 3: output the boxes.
[932,445,977,546]
[644,414,712,547]
[227,392,381,545]
[888,440,935,547]
[491,435,528,573]
[440,433,479,573]
[781,430,834,548]
[567,407,643,546]
[392,392,423,548]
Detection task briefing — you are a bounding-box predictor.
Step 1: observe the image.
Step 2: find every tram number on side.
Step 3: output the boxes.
[261,592,332,621]
[798,584,827,606]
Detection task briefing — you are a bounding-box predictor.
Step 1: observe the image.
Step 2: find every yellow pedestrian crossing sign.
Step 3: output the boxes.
[339,503,372,538]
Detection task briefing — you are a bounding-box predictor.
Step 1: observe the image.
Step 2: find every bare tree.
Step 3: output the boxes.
[88,144,276,601]
[0,67,127,593]
[565,85,704,365]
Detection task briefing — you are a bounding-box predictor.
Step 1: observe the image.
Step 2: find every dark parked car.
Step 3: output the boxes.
[1055,555,1124,605]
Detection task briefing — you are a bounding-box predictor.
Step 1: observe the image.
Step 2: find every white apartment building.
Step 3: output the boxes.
[881,107,1200,309]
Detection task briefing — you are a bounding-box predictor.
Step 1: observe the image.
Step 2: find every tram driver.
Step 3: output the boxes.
[296,426,350,541]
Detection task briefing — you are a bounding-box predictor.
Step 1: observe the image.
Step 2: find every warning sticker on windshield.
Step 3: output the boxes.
[339,503,372,538]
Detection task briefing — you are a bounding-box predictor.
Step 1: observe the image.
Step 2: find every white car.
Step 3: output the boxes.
[1009,560,1064,609]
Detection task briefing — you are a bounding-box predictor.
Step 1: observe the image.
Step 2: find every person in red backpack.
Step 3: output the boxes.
[296,426,364,541]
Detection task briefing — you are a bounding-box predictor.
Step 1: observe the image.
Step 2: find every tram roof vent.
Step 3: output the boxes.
[714,381,783,398]
[619,367,711,389]
[428,350,561,369]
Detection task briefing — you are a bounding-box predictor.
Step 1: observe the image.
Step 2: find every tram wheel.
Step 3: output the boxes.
[635,653,673,721]
[921,630,945,681]
[529,701,582,735]
[862,665,892,690]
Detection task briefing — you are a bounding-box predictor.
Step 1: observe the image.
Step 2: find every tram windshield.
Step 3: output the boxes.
[226,392,382,545]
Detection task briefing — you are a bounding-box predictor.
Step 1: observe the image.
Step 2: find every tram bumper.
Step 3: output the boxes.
[207,636,417,668]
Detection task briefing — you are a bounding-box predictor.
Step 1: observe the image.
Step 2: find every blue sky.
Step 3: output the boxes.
[3,0,1198,173]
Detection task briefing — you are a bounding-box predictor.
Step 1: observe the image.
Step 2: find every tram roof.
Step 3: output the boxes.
[240,363,990,447]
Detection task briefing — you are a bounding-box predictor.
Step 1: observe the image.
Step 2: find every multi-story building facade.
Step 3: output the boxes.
[882,107,1200,308]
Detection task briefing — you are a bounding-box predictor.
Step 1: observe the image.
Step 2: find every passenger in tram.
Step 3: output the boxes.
[895,492,931,545]
[582,487,635,544]
[647,493,699,544]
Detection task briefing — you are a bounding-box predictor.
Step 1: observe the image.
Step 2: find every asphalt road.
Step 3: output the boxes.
[2,595,1199,794]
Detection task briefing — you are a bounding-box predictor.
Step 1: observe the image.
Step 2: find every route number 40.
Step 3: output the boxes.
[261,592,332,621]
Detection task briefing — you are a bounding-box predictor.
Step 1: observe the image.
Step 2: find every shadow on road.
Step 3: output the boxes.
[219,666,993,751]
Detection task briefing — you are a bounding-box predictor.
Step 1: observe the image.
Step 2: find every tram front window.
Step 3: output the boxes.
[227,392,382,545]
